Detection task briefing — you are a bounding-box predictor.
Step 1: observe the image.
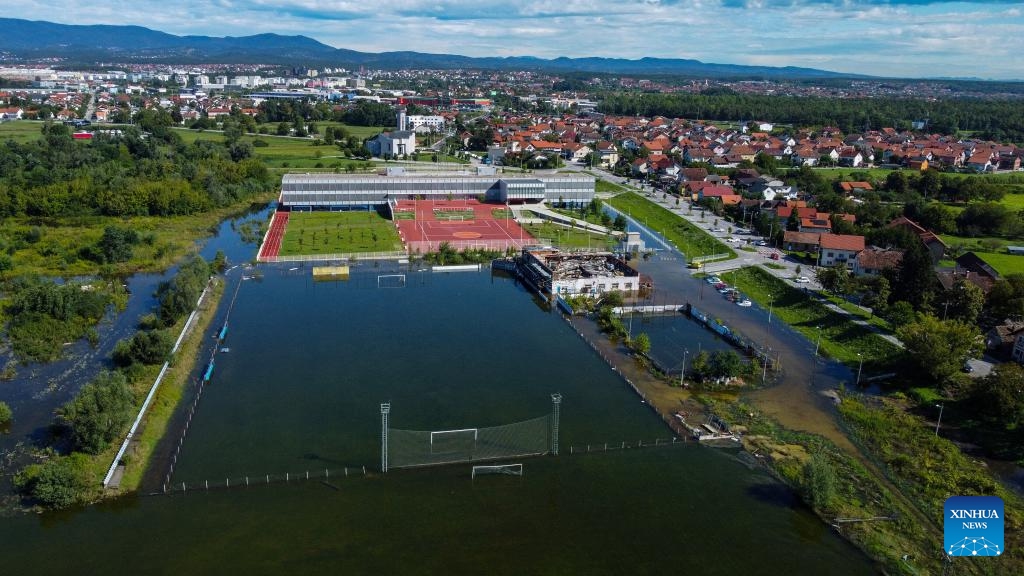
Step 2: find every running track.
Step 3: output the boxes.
[258,210,289,260]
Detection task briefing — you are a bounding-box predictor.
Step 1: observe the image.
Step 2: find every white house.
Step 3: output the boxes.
[0,107,24,120]
[818,234,865,269]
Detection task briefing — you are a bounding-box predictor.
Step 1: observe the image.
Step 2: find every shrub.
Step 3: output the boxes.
[0,401,12,427]
[59,370,134,454]
[14,453,93,509]
[112,329,172,367]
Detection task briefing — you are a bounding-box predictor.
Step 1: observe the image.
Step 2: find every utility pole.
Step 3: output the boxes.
[935,403,945,436]
[681,349,689,386]
[856,353,864,387]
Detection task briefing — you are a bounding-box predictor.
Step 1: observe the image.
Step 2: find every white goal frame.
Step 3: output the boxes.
[377,274,407,288]
[472,463,523,479]
[430,428,478,454]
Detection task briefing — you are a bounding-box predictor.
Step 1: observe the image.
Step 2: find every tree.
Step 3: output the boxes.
[803,452,837,512]
[629,332,651,355]
[986,273,1024,321]
[944,279,984,325]
[971,364,1024,425]
[59,370,134,454]
[889,241,935,310]
[885,300,917,327]
[816,265,852,296]
[13,453,92,509]
[0,401,11,427]
[613,215,627,231]
[709,350,743,379]
[95,226,140,264]
[885,171,908,194]
[112,330,172,367]
[897,314,982,385]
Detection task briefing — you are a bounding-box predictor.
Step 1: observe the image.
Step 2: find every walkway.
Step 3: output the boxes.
[257,210,289,261]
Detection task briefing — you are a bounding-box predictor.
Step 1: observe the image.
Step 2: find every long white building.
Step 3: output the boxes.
[280,172,595,209]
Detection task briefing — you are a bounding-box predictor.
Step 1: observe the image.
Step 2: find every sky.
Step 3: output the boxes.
[10,1,1024,79]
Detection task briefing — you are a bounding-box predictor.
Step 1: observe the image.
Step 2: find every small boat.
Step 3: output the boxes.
[220,347,231,353]
[289,267,299,271]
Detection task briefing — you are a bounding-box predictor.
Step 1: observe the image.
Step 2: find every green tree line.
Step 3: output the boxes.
[598,91,1024,143]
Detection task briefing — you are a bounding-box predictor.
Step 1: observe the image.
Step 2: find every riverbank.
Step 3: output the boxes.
[110,276,227,493]
[564,307,1009,575]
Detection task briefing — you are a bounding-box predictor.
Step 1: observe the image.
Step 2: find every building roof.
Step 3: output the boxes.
[783,231,822,246]
[819,234,865,252]
[857,247,903,270]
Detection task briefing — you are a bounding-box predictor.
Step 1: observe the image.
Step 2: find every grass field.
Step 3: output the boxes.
[720,266,903,369]
[173,128,380,170]
[278,211,402,256]
[977,252,1024,276]
[522,222,617,250]
[595,179,629,194]
[606,192,735,260]
[0,195,276,277]
[491,209,514,219]
[0,120,48,143]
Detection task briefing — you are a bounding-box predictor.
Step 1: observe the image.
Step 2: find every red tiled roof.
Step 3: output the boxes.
[819,234,865,252]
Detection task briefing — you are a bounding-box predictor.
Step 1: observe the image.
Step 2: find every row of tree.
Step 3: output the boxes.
[14,256,212,509]
[598,90,1024,143]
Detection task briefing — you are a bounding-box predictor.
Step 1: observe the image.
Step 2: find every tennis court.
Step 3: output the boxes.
[393,199,535,252]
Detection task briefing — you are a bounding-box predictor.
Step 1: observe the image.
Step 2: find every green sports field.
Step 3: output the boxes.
[278,211,403,256]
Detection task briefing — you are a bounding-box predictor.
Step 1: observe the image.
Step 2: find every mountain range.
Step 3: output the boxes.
[0,18,861,79]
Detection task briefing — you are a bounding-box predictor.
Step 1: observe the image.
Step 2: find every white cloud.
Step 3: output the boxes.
[6,0,1024,78]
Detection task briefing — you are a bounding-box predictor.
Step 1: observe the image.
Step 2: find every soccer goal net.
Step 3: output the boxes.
[388,415,550,469]
[377,274,407,288]
[472,463,523,479]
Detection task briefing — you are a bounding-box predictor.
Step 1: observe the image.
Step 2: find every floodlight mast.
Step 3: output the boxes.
[381,403,391,473]
[551,393,562,456]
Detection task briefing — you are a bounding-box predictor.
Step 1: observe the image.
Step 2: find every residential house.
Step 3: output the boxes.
[887,217,947,263]
[782,231,821,253]
[985,320,1024,361]
[0,107,24,120]
[799,214,833,234]
[853,247,903,277]
[967,152,993,172]
[838,149,864,167]
[839,181,873,194]
[595,141,618,167]
[955,252,1001,285]
[818,234,865,268]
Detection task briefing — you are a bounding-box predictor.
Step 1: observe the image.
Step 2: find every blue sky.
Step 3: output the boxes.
[13,1,1024,79]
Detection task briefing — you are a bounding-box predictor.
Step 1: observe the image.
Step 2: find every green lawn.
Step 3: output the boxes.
[940,233,1014,253]
[522,222,617,250]
[491,209,514,219]
[977,252,1024,276]
[596,179,628,194]
[173,128,379,170]
[606,192,735,260]
[0,119,48,143]
[278,211,402,256]
[550,207,611,228]
[720,267,903,369]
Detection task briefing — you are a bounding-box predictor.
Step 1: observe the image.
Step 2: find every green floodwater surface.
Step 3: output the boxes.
[0,266,877,575]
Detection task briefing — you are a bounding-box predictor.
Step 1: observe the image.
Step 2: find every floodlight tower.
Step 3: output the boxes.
[551,393,562,456]
[380,403,391,473]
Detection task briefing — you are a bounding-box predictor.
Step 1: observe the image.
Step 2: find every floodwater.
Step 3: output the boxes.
[0,265,876,574]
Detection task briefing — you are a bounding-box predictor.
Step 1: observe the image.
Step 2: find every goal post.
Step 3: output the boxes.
[472,463,523,479]
[430,428,478,455]
[377,274,407,288]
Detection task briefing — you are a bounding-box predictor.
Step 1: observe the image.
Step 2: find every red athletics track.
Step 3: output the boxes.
[392,199,534,253]
[257,210,289,261]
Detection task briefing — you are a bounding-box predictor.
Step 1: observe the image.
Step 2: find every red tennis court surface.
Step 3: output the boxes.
[257,210,289,261]
[393,199,535,253]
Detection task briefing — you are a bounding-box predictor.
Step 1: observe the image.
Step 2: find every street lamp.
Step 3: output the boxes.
[855,353,864,387]
[762,346,770,384]
[681,349,689,387]
[814,326,822,357]
[767,294,774,325]
[935,403,945,436]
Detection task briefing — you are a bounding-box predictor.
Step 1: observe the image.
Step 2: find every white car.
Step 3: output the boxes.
[737,299,752,307]
[795,276,811,283]
[705,276,722,284]
[756,240,768,246]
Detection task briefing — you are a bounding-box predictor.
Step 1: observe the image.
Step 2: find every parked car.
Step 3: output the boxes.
[770,252,781,260]
[737,299,752,307]
[706,276,722,284]
[756,240,768,247]
[713,282,728,290]
[795,276,811,283]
